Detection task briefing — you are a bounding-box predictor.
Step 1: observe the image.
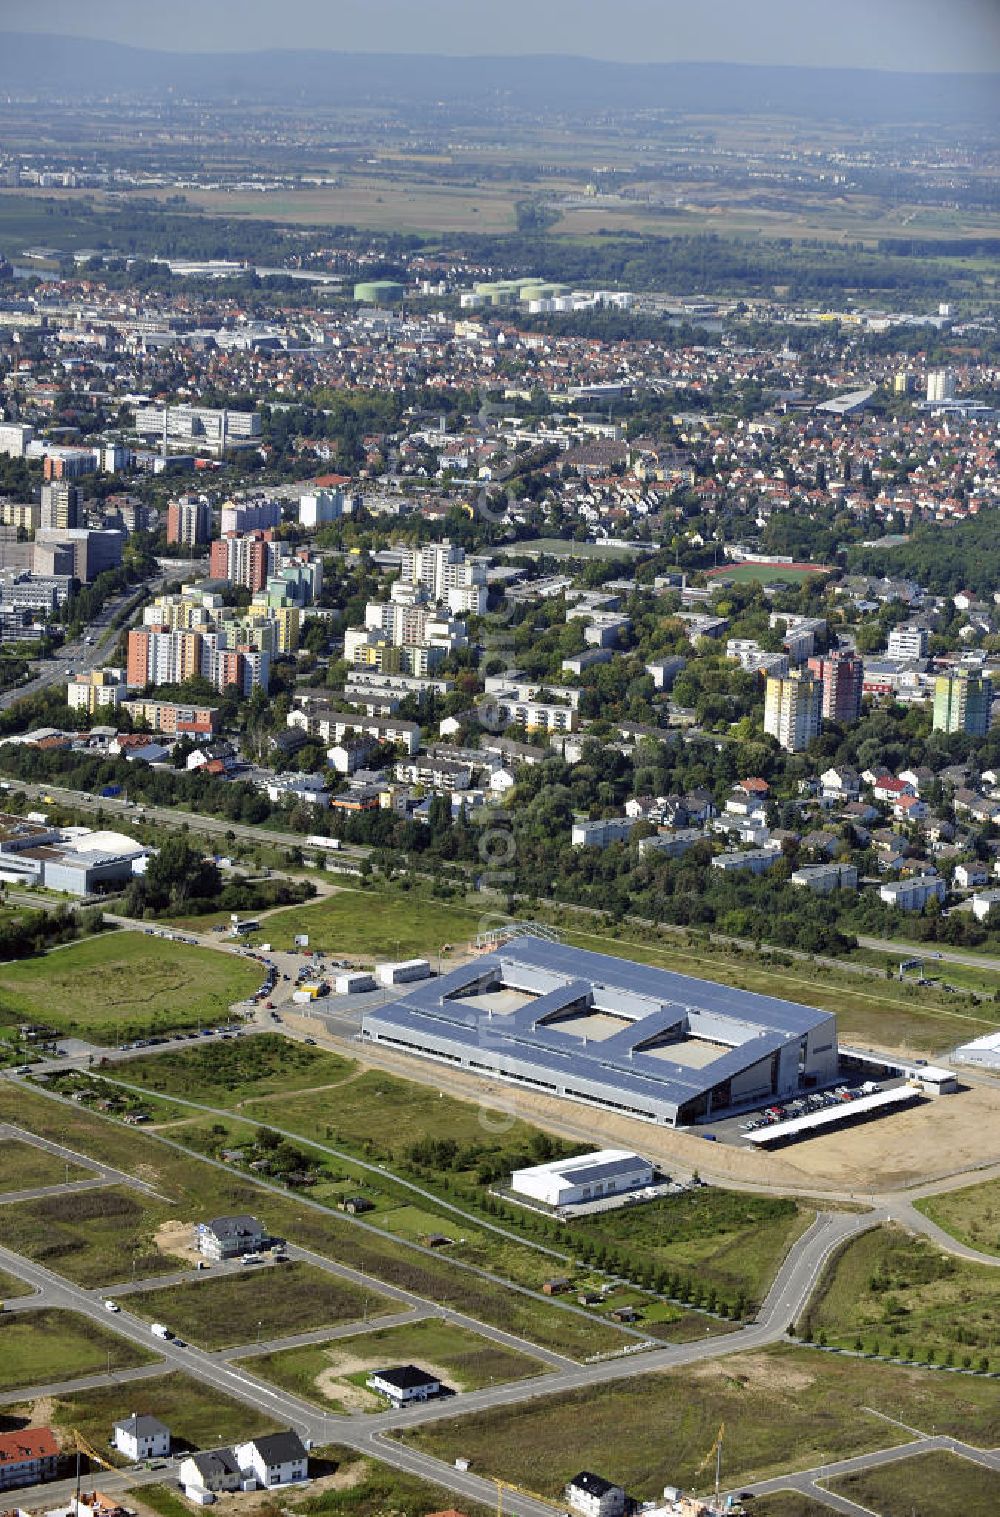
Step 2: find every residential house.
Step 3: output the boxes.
[972,889,1000,922]
[953,863,989,890]
[195,1215,266,1260]
[178,1448,245,1497]
[233,1431,309,1489]
[879,876,945,911]
[565,1473,627,1517]
[791,862,859,895]
[366,1365,442,1407]
[112,1415,170,1462]
[0,1428,61,1491]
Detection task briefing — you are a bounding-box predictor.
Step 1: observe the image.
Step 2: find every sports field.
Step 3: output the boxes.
[706,562,832,586]
[0,932,260,1044]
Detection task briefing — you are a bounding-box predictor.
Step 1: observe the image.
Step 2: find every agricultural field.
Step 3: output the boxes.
[915,1178,1000,1257]
[125,1261,383,1350]
[11,1371,280,1455]
[245,1317,549,1410]
[260,887,483,959]
[132,179,522,234]
[399,1344,1000,1497]
[0,1186,179,1287]
[797,1226,1000,1367]
[0,1308,158,1391]
[119,1034,356,1107]
[0,934,259,1044]
[827,1450,1000,1516]
[0,1137,92,1192]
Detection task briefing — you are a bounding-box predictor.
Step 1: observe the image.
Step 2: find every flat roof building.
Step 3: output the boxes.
[511,1149,654,1208]
[361,935,838,1126]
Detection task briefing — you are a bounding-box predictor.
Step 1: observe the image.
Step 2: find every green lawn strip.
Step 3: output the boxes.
[915,1180,1000,1258]
[125,1261,382,1349]
[826,1449,1000,1516]
[398,1344,1000,1497]
[294,1445,494,1517]
[259,888,483,959]
[0,1266,34,1298]
[0,1308,159,1391]
[0,1083,632,1360]
[798,1226,1000,1367]
[118,1035,356,1107]
[751,1496,834,1517]
[0,934,259,1045]
[13,1372,280,1456]
[242,1316,550,1409]
[0,1136,93,1191]
[135,1486,201,1517]
[0,1185,182,1287]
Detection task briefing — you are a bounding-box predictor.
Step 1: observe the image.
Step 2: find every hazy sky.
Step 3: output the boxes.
[4,0,1000,71]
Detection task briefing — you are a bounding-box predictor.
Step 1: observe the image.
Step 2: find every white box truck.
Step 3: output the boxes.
[150,1322,172,1339]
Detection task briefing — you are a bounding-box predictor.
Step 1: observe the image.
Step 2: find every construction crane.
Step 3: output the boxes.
[696,1423,725,1509]
[71,1429,112,1473]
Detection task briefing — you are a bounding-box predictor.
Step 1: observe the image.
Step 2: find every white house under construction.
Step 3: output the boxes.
[360,935,839,1126]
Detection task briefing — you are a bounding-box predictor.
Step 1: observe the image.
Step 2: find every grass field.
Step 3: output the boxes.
[0,1084,632,1361]
[0,1308,158,1391]
[245,1317,549,1409]
[260,887,483,958]
[399,1344,1000,1497]
[294,1445,493,1517]
[250,1066,562,1164]
[119,1034,356,1106]
[13,1371,279,1454]
[751,1497,831,1517]
[133,180,522,234]
[827,1450,1000,1516]
[0,1137,92,1191]
[0,934,259,1044]
[915,1179,1000,1258]
[0,1185,179,1287]
[569,1189,811,1306]
[798,1226,1000,1366]
[125,1261,382,1349]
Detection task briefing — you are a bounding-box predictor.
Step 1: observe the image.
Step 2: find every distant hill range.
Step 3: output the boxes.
[1,33,997,124]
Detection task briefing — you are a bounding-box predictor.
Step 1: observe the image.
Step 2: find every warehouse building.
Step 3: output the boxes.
[361,936,839,1126]
[511,1149,654,1208]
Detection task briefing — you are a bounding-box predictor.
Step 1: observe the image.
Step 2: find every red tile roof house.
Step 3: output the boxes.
[0,1427,61,1490]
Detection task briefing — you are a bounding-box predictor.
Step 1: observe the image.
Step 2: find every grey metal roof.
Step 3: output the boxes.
[559,1155,651,1186]
[362,935,833,1116]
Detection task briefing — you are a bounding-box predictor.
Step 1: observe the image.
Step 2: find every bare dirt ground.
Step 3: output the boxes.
[307,1025,1000,1198]
[152,1219,202,1266]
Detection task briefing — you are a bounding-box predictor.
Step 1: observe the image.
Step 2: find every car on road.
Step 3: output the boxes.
[104,1299,121,1312]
